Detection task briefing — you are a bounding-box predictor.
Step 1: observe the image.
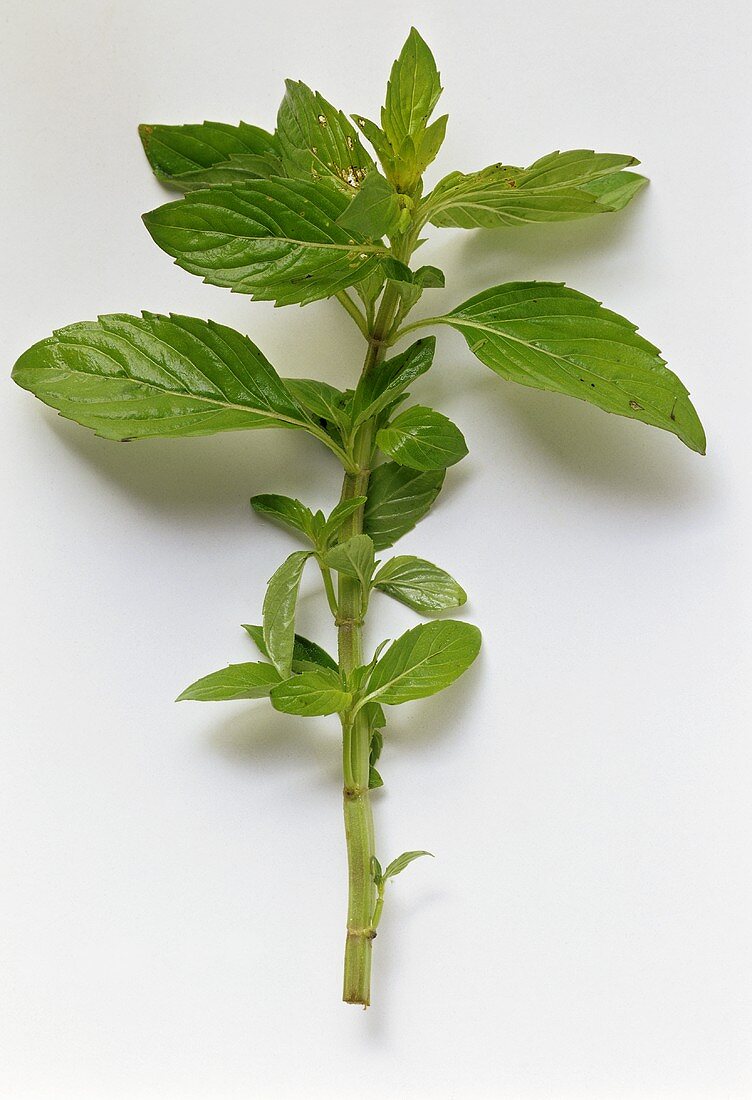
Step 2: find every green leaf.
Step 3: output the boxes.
[373,556,467,613]
[142,179,388,307]
[362,620,481,705]
[242,624,338,673]
[154,153,288,192]
[376,405,468,470]
[363,463,445,550]
[438,281,706,453]
[382,850,433,880]
[177,661,282,701]
[325,534,376,588]
[369,767,384,790]
[323,498,368,544]
[382,29,442,156]
[388,263,446,315]
[579,170,649,211]
[284,378,352,441]
[262,550,312,678]
[425,150,645,229]
[412,113,448,176]
[139,121,281,191]
[337,171,402,239]
[371,856,383,884]
[276,80,374,192]
[351,337,436,427]
[11,312,323,443]
[270,668,351,716]
[251,494,316,540]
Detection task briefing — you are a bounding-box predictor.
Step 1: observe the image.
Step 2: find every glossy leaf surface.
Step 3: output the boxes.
[439,282,706,453]
[142,179,387,306]
[12,313,316,442]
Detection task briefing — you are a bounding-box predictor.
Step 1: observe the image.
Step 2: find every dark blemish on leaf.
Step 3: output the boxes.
[318,114,328,126]
[629,399,643,410]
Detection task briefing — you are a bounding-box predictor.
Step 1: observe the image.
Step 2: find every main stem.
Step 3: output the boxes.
[339,278,402,1006]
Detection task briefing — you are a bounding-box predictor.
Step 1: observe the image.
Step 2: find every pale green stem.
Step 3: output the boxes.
[338,277,403,1007]
[335,290,369,337]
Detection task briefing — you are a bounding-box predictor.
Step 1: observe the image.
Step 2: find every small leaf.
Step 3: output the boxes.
[323,497,368,544]
[413,113,448,176]
[388,264,446,314]
[177,661,281,701]
[376,405,468,470]
[382,30,442,171]
[371,856,383,884]
[352,337,436,427]
[369,723,384,757]
[139,120,281,191]
[276,80,374,192]
[380,257,415,283]
[242,624,338,673]
[337,171,402,239]
[363,463,445,550]
[438,281,705,453]
[284,378,352,438]
[251,494,315,540]
[325,534,376,588]
[374,556,467,613]
[270,668,351,716]
[262,551,312,678]
[11,313,317,443]
[382,850,433,881]
[363,620,481,705]
[425,150,645,230]
[142,179,387,307]
[369,767,384,790]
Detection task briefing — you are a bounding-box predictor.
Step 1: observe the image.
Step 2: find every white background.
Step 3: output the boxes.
[1,1,750,1096]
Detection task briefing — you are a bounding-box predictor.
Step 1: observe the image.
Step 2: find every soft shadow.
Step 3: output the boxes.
[205,706,339,788]
[457,204,645,287]
[47,412,339,522]
[446,369,714,511]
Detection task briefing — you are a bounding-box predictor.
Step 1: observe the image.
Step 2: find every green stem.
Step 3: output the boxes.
[335,290,369,337]
[338,278,403,1007]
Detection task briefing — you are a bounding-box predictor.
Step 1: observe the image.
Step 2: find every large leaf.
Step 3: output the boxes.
[177,661,281,701]
[361,620,481,706]
[276,80,374,191]
[270,668,351,716]
[351,337,435,427]
[262,551,312,678]
[373,556,467,613]
[11,312,329,443]
[437,282,705,453]
[242,624,338,673]
[142,179,388,306]
[139,120,282,191]
[424,150,647,229]
[376,405,468,470]
[363,463,445,549]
